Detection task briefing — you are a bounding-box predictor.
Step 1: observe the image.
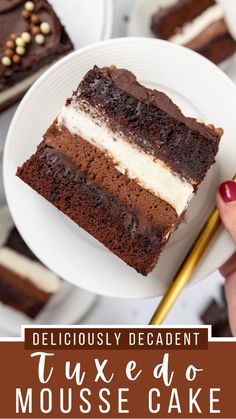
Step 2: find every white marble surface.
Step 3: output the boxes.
[0,0,233,331]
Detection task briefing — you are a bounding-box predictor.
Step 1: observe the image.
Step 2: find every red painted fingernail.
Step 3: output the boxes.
[219,181,236,203]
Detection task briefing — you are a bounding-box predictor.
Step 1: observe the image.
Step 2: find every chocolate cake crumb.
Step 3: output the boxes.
[201,286,232,337]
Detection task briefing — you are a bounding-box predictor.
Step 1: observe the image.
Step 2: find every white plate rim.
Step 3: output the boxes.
[3,37,236,299]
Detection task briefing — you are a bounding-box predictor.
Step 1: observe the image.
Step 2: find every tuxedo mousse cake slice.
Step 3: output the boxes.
[0,227,61,318]
[17,66,223,275]
[151,0,236,64]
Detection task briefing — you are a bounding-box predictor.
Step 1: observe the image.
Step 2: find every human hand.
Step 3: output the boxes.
[217,180,236,336]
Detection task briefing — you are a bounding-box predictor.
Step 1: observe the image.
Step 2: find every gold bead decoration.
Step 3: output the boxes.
[10,33,17,41]
[31,26,40,35]
[21,32,31,43]
[6,40,15,50]
[12,55,21,64]
[1,56,12,66]
[16,37,25,47]
[5,49,14,58]
[22,9,30,19]
[35,34,45,45]
[31,14,40,25]
[16,46,26,56]
[24,1,35,12]
[40,22,51,35]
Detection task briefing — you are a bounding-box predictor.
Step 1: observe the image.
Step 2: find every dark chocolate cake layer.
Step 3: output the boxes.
[151,0,215,38]
[75,66,221,184]
[45,123,179,232]
[0,0,73,111]
[0,264,49,318]
[186,18,227,50]
[197,32,236,65]
[17,142,167,275]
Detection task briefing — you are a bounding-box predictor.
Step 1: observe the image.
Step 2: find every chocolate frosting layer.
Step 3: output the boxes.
[74,66,222,183]
[0,0,73,90]
[0,0,23,13]
[105,66,222,139]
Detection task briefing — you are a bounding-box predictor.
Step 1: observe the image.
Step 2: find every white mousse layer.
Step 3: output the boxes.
[169,3,224,45]
[58,105,194,215]
[0,248,60,293]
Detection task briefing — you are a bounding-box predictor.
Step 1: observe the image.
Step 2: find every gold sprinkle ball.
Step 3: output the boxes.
[1,56,11,66]
[16,37,25,47]
[16,46,26,56]
[5,49,14,58]
[31,26,40,35]
[6,40,15,50]
[10,33,17,41]
[22,9,30,19]
[35,34,45,45]
[40,22,51,35]
[12,55,21,64]
[31,14,40,25]
[21,32,31,43]
[24,1,35,12]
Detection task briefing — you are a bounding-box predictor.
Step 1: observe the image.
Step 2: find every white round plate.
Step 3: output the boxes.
[0,206,96,336]
[3,37,236,299]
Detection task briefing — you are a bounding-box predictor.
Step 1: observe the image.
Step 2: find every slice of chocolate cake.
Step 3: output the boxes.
[0,0,73,112]
[17,66,223,276]
[0,227,61,318]
[151,0,236,64]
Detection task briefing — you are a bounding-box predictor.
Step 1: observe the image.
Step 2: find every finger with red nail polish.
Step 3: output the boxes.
[219,181,236,203]
[217,180,236,243]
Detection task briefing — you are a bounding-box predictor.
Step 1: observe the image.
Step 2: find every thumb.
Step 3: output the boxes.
[217,181,236,243]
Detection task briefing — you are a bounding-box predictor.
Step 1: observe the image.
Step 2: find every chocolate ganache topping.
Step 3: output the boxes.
[0,0,71,90]
[0,0,23,13]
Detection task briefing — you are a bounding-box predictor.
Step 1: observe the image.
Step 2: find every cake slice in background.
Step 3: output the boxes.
[0,0,73,112]
[0,227,61,318]
[151,0,236,64]
[17,65,223,276]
